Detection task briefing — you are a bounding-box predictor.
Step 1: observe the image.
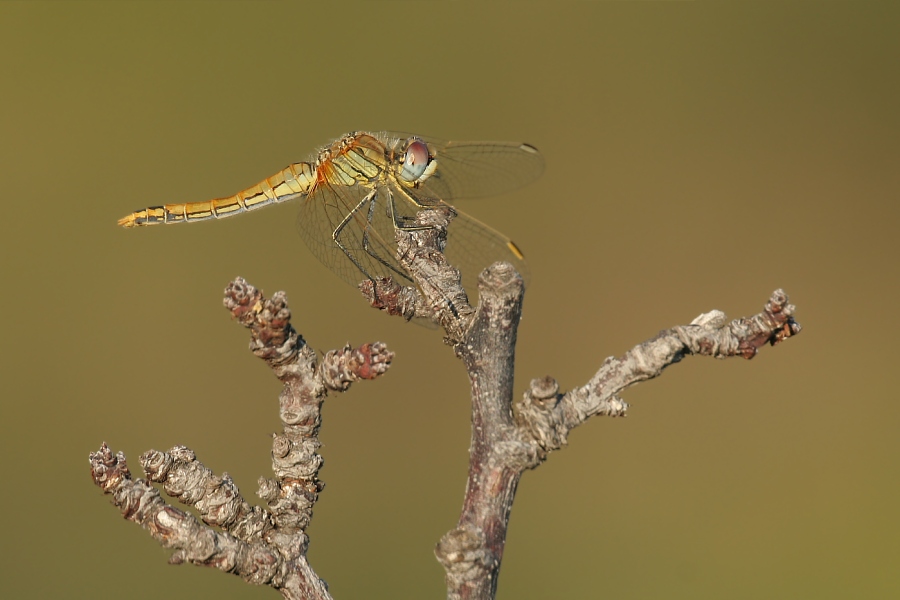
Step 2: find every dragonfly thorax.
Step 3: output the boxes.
[315,133,392,187]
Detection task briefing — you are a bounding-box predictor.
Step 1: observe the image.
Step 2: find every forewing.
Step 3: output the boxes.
[378,132,545,201]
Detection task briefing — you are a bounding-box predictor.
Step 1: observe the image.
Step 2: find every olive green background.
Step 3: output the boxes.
[2,2,897,599]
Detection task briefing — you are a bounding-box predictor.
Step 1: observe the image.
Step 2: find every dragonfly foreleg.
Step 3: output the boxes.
[332,189,412,285]
[387,187,445,233]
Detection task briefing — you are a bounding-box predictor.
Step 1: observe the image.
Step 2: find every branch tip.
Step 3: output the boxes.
[224,277,303,369]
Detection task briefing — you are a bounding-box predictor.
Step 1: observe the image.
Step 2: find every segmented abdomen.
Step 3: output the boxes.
[117,162,317,227]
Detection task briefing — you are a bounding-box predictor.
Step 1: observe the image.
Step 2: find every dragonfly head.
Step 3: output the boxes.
[396,138,437,186]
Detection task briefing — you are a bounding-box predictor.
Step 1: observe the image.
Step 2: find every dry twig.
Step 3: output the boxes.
[90,279,393,600]
[92,207,800,600]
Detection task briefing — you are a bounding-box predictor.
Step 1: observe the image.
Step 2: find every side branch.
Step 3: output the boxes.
[517,289,801,457]
[92,277,394,600]
[89,443,281,584]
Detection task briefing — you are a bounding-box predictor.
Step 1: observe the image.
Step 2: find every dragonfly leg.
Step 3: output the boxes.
[387,187,448,232]
[385,189,463,318]
[332,189,411,285]
[359,192,413,283]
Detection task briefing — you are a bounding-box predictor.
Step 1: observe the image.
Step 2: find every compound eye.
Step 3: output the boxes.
[397,139,431,183]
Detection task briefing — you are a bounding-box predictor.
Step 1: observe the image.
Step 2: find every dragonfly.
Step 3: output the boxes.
[119,131,544,312]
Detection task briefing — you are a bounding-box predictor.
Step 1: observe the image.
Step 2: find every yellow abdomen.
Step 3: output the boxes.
[118,162,317,227]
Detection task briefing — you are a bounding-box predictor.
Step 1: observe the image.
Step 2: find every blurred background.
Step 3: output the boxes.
[2,2,897,599]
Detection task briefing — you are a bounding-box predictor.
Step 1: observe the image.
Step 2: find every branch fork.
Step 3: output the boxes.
[363,208,801,599]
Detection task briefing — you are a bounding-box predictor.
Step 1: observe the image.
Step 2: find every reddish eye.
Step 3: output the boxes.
[397,139,431,183]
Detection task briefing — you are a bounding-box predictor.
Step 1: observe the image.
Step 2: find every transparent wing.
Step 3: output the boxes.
[297,179,414,288]
[298,177,530,312]
[378,132,545,201]
[443,203,531,298]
